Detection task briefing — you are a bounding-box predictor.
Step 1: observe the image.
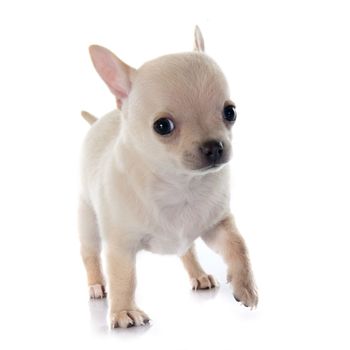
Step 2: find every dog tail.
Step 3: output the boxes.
[81,110,98,125]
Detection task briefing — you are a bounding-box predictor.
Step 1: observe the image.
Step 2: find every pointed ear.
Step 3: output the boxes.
[194,25,205,52]
[89,45,136,108]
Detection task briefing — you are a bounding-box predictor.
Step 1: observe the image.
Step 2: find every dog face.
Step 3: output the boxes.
[89,28,236,174]
[127,53,234,173]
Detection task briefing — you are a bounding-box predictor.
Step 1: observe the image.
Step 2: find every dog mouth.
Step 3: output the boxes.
[199,162,226,172]
[185,160,228,174]
[181,144,232,173]
[182,152,230,173]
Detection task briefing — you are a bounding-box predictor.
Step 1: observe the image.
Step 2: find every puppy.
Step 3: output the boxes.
[79,26,258,329]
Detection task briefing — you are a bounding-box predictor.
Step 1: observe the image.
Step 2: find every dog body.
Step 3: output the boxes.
[79,28,258,328]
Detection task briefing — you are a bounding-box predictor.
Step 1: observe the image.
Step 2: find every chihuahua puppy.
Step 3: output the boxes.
[79,26,258,328]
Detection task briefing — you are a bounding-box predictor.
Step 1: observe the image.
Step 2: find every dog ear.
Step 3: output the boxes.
[194,25,205,52]
[89,45,136,108]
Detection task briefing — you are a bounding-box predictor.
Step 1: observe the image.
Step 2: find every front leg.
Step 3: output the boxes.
[202,215,258,308]
[105,244,150,328]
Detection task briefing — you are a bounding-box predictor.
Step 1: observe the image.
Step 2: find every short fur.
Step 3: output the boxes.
[79,27,258,329]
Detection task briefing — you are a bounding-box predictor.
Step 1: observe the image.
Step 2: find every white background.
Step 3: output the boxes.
[0,0,349,349]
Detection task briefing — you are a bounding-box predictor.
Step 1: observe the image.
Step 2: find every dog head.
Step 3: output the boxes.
[89,27,236,175]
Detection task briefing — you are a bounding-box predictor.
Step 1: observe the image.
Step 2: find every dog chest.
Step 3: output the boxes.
[140,175,228,255]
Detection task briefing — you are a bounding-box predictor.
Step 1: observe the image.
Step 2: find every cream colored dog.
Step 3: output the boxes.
[79,26,258,329]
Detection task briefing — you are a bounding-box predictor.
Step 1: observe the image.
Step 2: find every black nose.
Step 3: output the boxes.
[200,140,224,164]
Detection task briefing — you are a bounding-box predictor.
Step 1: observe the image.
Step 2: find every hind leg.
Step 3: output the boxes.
[78,197,106,299]
[181,244,217,290]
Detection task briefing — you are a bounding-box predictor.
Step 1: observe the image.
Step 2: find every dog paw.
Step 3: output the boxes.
[233,282,258,309]
[110,310,150,329]
[89,284,106,299]
[191,274,217,290]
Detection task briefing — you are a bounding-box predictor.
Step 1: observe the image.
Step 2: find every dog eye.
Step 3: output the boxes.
[223,105,237,123]
[153,118,175,135]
